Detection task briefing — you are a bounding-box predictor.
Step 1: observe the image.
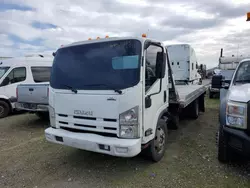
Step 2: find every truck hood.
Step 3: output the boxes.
[228,84,250,103]
[49,86,142,120]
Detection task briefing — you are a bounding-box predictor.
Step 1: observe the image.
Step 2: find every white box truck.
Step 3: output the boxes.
[166,44,202,85]
[45,36,206,162]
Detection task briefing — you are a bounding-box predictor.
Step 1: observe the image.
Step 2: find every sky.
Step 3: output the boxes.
[0,0,250,68]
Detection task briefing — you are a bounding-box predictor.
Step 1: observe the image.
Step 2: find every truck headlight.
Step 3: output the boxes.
[226,101,247,129]
[119,106,139,138]
[48,105,56,128]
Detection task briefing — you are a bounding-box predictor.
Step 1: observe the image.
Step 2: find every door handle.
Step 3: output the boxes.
[164,90,166,102]
[29,88,34,91]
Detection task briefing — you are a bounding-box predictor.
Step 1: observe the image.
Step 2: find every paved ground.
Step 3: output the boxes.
[0,96,249,188]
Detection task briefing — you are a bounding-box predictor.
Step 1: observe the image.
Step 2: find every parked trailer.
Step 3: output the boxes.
[45,36,206,162]
[166,44,202,85]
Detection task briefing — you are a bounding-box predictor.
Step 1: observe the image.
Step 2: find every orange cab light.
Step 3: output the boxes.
[247,12,250,21]
[88,38,92,40]
[142,33,147,38]
[97,37,100,39]
[105,35,109,38]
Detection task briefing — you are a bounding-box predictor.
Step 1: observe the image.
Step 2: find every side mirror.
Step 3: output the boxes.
[145,96,152,108]
[52,52,56,57]
[0,77,10,86]
[155,52,166,78]
[211,75,223,89]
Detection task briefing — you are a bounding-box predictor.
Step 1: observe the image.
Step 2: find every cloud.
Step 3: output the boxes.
[0,0,250,68]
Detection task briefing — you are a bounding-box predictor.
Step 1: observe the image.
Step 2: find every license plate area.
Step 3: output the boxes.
[55,136,63,142]
[99,144,110,151]
[22,103,37,109]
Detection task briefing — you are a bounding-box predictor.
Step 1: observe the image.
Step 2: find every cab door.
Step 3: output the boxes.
[143,43,168,143]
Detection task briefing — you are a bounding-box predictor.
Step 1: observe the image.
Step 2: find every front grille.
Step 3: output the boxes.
[60,126,117,138]
[56,113,118,135]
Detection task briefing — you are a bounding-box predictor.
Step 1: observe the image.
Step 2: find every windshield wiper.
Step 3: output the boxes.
[84,84,122,94]
[62,84,78,94]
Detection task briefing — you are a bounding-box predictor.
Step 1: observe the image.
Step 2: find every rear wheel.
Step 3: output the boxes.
[145,119,168,162]
[189,99,199,119]
[0,100,10,118]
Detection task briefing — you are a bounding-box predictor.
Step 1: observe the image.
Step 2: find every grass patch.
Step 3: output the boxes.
[205,95,220,109]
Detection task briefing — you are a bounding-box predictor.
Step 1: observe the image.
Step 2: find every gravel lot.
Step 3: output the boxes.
[0,96,250,188]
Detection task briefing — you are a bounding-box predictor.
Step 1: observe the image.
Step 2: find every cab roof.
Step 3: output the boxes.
[0,55,53,67]
[59,36,162,49]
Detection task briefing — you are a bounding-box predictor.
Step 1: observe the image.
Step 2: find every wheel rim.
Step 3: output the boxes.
[0,105,4,116]
[154,127,165,154]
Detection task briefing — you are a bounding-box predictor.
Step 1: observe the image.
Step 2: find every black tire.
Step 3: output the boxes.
[209,91,213,99]
[35,112,49,120]
[145,119,168,162]
[168,114,179,130]
[0,100,10,118]
[189,99,199,119]
[217,127,231,163]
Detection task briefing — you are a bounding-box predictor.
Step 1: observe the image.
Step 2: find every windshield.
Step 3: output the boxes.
[50,39,142,90]
[0,67,10,79]
[234,61,250,84]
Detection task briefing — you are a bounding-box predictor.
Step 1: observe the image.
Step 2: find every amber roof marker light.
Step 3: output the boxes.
[247,12,250,21]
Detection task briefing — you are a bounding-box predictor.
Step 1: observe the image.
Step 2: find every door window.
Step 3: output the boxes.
[4,67,26,85]
[31,66,51,82]
[145,45,162,91]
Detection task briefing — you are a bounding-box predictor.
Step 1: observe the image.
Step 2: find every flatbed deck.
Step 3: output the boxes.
[170,84,207,108]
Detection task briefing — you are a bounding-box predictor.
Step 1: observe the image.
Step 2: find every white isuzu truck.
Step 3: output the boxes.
[45,36,206,162]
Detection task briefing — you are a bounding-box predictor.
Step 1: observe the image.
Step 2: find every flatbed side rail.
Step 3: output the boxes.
[178,85,206,108]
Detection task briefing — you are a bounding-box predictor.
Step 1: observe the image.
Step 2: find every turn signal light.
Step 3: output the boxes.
[142,33,147,38]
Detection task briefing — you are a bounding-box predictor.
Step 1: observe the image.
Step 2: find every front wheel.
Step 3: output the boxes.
[209,90,214,98]
[217,127,231,163]
[145,119,168,162]
[0,100,10,118]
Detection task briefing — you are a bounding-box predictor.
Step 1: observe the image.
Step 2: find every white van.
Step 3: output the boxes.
[0,55,53,118]
[166,44,202,85]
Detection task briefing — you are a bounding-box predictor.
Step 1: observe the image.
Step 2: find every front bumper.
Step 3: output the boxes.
[15,102,48,112]
[223,126,250,156]
[45,127,141,157]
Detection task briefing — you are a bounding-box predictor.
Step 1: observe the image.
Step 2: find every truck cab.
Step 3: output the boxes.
[212,58,250,162]
[45,36,206,162]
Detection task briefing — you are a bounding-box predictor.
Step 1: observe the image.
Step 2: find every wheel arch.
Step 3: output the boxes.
[0,96,12,112]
